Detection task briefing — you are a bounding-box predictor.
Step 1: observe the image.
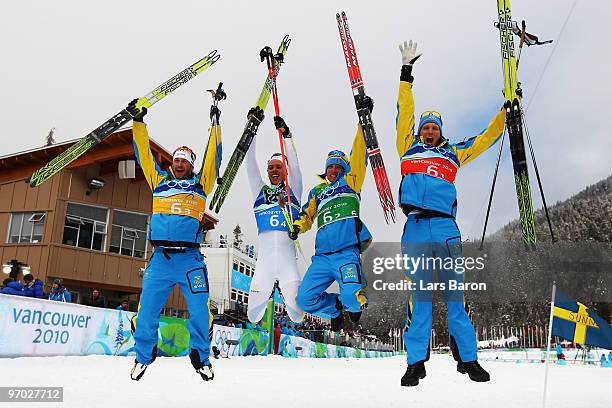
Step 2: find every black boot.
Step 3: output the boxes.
[347,310,362,323]
[331,312,344,332]
[331,298,344,332]
[196,364,215,381]
[457,361,490,382]
[400,361,426,387]
[130,361,148,381]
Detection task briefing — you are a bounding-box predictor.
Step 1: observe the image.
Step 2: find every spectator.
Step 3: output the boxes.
[117,299,130,311]
[274,323,281,354]
[84,289,106,308]
[48,278,71,303]
[22,274,45,299]
[556,343,564,361]
[1,278,23,296]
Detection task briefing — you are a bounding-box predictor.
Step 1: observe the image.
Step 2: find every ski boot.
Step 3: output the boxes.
[331,313,344,332]
[130,345,156,381]
[130,361,148,381]
[330,298,345,332]
[212,346,221,359]
[400,361,426,387]
[196,364,215,381]
[457,361,490,382]
[347,310,362,323]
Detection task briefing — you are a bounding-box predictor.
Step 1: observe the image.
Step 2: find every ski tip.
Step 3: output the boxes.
[25,176,38,188]
[336,12,341,18]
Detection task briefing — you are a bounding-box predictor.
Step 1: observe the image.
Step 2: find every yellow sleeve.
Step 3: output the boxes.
[396,81,416,158]
[198,124,222,195]
[345,124,368,193]
[132,121,164,191]
[294,193,317,234]
[454,109,507,167]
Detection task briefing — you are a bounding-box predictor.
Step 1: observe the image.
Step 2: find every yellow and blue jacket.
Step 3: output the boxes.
[294,124,372,255]
[396,81,506,217]
[132,121,221,244]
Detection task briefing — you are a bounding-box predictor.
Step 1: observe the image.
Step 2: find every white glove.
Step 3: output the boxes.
[399,40,422,66]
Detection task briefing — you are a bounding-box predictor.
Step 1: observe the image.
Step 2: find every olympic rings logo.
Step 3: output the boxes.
[316,180,340,201]
[214,329,239,354]
[164,179,196,189]
[421,144,447,154]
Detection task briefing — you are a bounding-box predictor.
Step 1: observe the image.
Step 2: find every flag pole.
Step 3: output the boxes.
[542,281,556,408]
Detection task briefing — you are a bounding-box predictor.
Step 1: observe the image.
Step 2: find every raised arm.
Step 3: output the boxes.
[345,123,368,194]
[127,101,164,191]
[274,116,303,200]
[245,135,265,202]
[396,40,421,157]
[198,122,223,196]
[453,108,507,167]
[285,137,302,200]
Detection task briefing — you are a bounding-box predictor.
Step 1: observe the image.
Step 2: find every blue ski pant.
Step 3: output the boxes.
[296,245,367,319]
[133,247,212,366]
[401,214,477,365]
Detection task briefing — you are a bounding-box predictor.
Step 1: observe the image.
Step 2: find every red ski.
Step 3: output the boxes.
[336,11,396,223]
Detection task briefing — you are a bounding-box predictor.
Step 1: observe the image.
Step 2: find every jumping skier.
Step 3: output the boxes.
[290,103,374,331]
[245,110,304,323]
[396,41,506,386]
[127,99,222,382]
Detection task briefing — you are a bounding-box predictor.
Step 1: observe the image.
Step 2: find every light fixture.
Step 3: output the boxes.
[86,177,105,195]
[2,259,31,277]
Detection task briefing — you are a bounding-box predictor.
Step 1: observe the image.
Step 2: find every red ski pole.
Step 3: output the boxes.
[260,47,294,224]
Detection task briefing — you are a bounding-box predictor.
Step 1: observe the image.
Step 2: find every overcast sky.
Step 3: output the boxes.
[1,0,610,261]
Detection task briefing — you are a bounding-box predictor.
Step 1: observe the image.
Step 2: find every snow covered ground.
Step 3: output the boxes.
[0,354,610,408]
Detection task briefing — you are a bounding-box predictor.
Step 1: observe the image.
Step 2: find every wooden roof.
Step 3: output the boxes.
[0,127,173,183]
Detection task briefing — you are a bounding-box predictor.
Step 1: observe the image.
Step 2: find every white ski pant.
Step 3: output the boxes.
[248,230,303,323]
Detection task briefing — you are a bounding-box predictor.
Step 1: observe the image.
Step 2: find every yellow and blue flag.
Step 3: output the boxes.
[552,289,612,350]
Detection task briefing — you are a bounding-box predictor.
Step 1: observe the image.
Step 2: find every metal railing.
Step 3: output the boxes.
[201,239,258,260]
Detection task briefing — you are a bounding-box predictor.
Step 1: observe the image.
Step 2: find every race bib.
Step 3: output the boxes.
[153,194,206,220]
[401,157,458,183]
[316,194,360,229]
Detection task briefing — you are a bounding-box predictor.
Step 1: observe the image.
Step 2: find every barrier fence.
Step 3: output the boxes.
[0,295,399,359]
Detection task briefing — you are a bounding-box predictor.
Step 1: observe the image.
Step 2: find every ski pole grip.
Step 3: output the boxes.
[215,82,227,101]
[260,46,274,62]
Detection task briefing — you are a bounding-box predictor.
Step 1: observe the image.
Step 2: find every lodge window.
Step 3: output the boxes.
[231,288,249,303]
[109,210,148,258]
[62,203,108,251]
[7,212,45,243]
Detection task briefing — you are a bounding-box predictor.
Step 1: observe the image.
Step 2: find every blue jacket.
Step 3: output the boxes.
[396,81,506,217]
[48,287,72,303]
[295,124,372,254]
[23,279,45,299]
[1,281,24,296]
[132,121,222,244]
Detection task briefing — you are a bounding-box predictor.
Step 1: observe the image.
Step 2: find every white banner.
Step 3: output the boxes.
[210,324,242,357]
[0,294,135,357]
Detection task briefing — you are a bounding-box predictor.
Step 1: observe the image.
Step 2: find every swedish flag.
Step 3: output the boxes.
[552,289,612,349]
